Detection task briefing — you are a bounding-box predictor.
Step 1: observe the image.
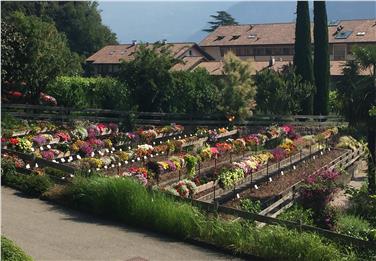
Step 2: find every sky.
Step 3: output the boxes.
[98,1,376,44]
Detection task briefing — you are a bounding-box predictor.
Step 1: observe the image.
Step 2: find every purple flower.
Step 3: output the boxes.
[80,142,93,156]
[41,150,55,160]
[272,147,286,162]
[33,135,47,146]
[134,174,147,186]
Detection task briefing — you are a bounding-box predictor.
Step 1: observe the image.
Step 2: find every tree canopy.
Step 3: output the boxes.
[255,64,314,115]
[1,12,82,102]
[203,11,238,32]
[313,1,330,115]
[217,52,256,121]
[1,1,117,57]
[294,1,315,114]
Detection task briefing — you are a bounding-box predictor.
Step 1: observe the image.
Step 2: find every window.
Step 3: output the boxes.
[214,35,225,41]
[255,48,265,56]
[265,48,272,55]
[188,50,193,56]
[230,35,241,41]
[333,44,346,60]
[335,31,352,39]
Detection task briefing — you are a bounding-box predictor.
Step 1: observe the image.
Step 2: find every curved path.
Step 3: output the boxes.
[1,187,241,261]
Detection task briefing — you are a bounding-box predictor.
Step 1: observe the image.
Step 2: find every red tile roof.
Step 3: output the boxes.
[200,19,376,46]
[86,42,212,64]
[194,60,371,76]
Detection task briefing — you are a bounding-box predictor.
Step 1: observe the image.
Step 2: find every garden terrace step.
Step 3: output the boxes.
[224,148,364,218]
[197,144,323,203]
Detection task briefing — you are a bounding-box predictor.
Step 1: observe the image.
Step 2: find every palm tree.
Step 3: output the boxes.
[353,46,376,194]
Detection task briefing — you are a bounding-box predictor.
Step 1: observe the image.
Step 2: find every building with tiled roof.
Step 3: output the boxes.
[86,42,213,75]
[200,19,376,62]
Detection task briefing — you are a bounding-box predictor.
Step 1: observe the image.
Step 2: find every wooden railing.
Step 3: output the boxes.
[2,104,346,126]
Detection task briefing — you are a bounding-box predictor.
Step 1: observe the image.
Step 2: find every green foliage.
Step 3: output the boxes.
[117,43,179,112]
[1,19,27,90]
[346,186,376,226]
[172,69,219,114]
[278,205,314,225]
[240,199,261,214]
[184,154,199,178]
[1,1,117,56]
[255,64,314,114]
[3,12,82,101]
[294,1,315,114]
[46,76,129,110]
[62,176,343,260]
[313,1,330,115]
[336,60,374,125]
[2,159,53,197]
[1,236,33,261]
[218,52,256,121]
[336,214,372,240]
[218,167,244,189]
[203,11,238,33]
[329,90,341,114]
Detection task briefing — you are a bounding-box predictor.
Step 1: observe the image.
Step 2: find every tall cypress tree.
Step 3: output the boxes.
[293,1,314,114]
[313,1,330,115]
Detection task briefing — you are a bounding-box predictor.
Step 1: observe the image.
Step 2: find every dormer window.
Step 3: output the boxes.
[356,32,366,36]
[230,35,241,41]
[214,35,225,41]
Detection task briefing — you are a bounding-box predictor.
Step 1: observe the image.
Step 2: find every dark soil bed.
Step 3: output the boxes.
[225,149,344,209]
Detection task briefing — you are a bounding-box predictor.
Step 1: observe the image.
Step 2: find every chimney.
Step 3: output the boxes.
[248,25,253,31]
[269,56,275,67]
[162,39,167,45]
[132,40,138,46]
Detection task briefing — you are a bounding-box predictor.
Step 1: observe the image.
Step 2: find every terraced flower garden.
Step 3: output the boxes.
[2,116,375,260]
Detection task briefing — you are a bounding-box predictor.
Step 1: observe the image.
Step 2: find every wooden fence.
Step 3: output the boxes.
[2,104,346,127]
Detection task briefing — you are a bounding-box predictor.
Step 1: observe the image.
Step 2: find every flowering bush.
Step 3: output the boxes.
[139,129,158,142]
[300,169,341,229]
[32,135,47,146]
[41,150,55,160]
[215,142,232,153]
[71,126,88,140]
[87,125,100,138]
[54,131,71,142]
[271,147,286,162]
[15,138,32,153]
[168,179,197,198]
[218,167,245,189]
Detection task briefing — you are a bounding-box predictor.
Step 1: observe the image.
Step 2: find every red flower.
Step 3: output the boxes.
[9,138,19,145]
[1,138,7,143]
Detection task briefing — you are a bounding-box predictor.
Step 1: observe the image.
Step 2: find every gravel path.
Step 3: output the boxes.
[1,187,241,261]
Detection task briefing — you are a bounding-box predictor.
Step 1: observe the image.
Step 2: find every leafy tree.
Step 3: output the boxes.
[46,76,129,110]
[294,1,315,114]
[1,1,117,56]
[3,12,82,103]
[337,46,376,194]
[218,52,256,121]
[1,19,27,91]
[116,43,180,112]
[255,64,314,115]
[313,1,330,115]
[172,69,219,114]
[203,11,238,32]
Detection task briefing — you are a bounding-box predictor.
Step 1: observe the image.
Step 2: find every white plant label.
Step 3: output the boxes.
[137,157,140,161]
[105,149,109,153]
[236,193,240,199]
[96,168,100,171]
[111,164,115,168]
[328,148,331,151]
[281,171,284,175]
[40,146,44,151]
[150,155,154,158]
[61,158,65,163]
[293,165,296,170]
[254,185,259,190]
[119,149,122,152]
[153,142,156,145]
[313,155,316,160]
[269,177,273,182]
[125,161,128,164]
[104,165,108,169]
[47,145,51,149]
[35,163,39,168]
[128,146,131,150]
[77,155,81,160]
[132,160,135,163]
[156,153,159,156]
[112,147,115,151]
[91,152,95,157]
[321,151,324,155]
[118,163,121,166]
[26,164,30,169]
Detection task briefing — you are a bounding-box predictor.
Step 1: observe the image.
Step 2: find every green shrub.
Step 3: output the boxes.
[1,236,33,261]
[278,205,314,225]
[346,186,376,226]
[336,214,371,240]
[46,76,130,110]
[63,176,343,260]
[240,199,261,214]
[2,161,53,197]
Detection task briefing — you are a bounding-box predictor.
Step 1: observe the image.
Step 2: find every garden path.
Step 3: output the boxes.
[1,187,242,261]
[330,160,368,210]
